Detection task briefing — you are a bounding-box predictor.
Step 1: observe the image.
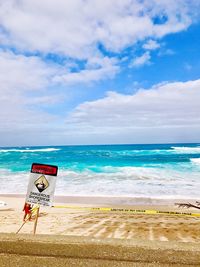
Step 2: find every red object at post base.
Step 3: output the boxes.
[31,163,58,176]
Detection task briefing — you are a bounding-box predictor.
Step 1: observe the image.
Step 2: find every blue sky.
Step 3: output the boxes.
[0,0,200,146]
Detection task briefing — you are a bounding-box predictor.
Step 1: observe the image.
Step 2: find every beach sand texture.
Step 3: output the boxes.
[1,233,200,267]
[1,195,200,266]
[0,195,200,242]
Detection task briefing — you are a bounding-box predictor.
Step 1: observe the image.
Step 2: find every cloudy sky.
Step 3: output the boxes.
[0,0,200,146]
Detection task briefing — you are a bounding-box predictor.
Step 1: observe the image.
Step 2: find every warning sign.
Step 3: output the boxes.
[25,163,58,207]
[34,175,49,192]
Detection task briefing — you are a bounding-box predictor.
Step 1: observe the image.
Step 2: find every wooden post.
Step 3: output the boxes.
[16,215,31,234]
[33,206,40,235]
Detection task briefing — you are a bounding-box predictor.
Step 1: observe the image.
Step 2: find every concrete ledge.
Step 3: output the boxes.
[0,234,200,266]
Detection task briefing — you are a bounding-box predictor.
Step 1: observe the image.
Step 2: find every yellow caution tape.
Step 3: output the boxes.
[52,205,200,217]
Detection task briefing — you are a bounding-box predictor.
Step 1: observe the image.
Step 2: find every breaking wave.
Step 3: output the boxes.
[0,148,60,153]
[190,158,200,164]
[171,146,200,154]
[0,166,199,199]
[0,144,199,199]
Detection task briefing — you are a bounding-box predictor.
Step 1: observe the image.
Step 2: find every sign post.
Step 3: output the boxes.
[33,206,40,235]
[25,163,58,234]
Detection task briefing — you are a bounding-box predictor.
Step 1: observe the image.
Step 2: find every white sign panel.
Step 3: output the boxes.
[25,163,58,207]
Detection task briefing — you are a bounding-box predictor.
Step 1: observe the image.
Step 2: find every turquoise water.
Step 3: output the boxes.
[0,143,200,198]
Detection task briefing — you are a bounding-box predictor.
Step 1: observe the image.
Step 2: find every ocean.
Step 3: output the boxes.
[0,143,200,199]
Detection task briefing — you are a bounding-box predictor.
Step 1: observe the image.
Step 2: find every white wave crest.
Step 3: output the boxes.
[171,146,200,153]
[0,148,60,153]
[1,166,200,198]
[190,158,200,164]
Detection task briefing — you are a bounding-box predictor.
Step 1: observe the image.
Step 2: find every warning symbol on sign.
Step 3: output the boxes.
[34,175,49,193]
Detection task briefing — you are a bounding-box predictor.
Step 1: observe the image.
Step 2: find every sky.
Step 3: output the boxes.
[0,0,200,146]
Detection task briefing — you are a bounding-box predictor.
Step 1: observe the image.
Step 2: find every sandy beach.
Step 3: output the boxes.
[0,194,200,242]
[1,194,200,266]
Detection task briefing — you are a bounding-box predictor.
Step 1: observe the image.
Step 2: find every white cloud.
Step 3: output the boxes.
[53,56,119,84]
[0,0,198,57]
[143,40,160,50]
[0,51,118,146]
[0,50,119,145]
[0,50,54,92]
[0,0,198,88]
[130,52,151,67]
[64,79,200,144]
[0,50,61,144]
[0,0,200,145]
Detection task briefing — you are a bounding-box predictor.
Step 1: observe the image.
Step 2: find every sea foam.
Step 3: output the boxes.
[190,158,200,164]
[172,146,200,153]
[1,166,199,199]
[0,148,60,153]
[0,143,200,198]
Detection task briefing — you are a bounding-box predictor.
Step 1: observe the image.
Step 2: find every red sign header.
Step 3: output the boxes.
[31,163,58,176]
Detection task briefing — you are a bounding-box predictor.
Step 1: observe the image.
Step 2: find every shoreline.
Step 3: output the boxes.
[0,193,197,207]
